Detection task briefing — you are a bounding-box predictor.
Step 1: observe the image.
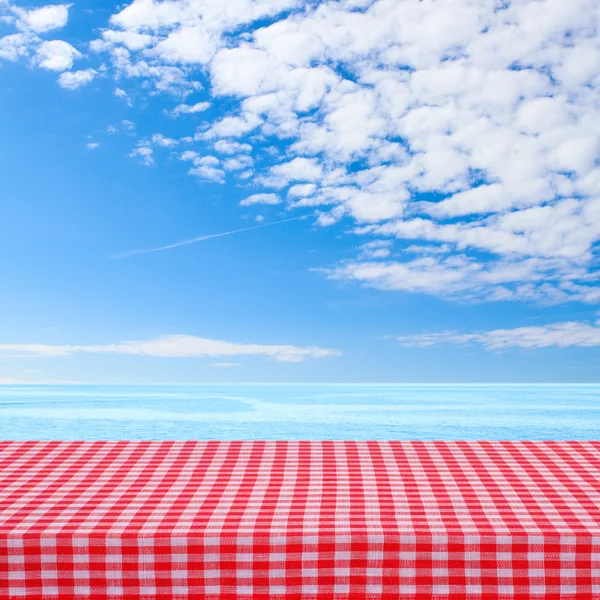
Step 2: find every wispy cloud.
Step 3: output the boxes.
[112,214,309,259]
[169,101,210,117]
[396,319,600,350]
[208,362,240,368]
[0,377,80,384]
[129,145,154,166]
[239,193,280,206]
[114,87,132,106]
[322,255,600,304]
[0,334,341,363]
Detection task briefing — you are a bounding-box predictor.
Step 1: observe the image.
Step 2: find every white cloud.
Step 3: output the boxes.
[92,0,300,91]
[151,133,178,147]
[0,33,32,61]
[86,142,100,150]
[208,362,240,367]
[191,0,600,302]
[108,46,196,93]
[114,87,132,105]
[223,155,253,171]
[129,145,154,166]
[198,155,219,166]
[364,197,600,261]
[36,40,80,71]
[396,319,600,350]
[211,46,288,96]
[404,244,452,255]
[58,68,96,89]
[421,184,513,219]
[108,0,299,33]
[214,139,252,154]
[180,150,199,161]
[180,151,224,179]
[323,253,600,304]
[169,100,210,117]
[359,239,392,260]
[0,377,79,384]
[151,25,217,65]
[239,193,280,206]
[14,3,69,33]
[203,113,262,138]
[288,183,316,198]
[102,30,153,51]
[181,153,219,167]
[0,334,340,363]
[188,164,224,182]
[269,157,323,184]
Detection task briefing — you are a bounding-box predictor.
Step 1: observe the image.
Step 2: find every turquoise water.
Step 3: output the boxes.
[0,384,598,440]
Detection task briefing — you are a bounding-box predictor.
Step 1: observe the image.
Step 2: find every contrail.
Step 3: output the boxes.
[112,214,309,259]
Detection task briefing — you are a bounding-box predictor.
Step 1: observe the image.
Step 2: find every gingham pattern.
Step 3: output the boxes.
[1,441,599,598]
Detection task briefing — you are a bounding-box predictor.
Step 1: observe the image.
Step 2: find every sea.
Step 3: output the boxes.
[0,384,598,440]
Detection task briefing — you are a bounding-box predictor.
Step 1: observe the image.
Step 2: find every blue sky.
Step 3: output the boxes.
[0,0,599,383]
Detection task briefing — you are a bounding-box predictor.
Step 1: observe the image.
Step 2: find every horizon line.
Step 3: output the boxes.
[2,382,599,386]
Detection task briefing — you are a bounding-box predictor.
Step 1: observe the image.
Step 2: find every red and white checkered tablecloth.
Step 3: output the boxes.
[1,441,599,599]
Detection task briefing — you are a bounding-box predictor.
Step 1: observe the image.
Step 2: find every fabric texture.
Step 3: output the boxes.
[0,440,599,598]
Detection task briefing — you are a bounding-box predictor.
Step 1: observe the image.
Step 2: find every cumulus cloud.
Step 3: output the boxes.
[0,334,341,363]
[13,3,69,33]
[36,39,80,71]
[223,155,253,171]
[114,87,132,105]
[58,68,96,89]
[102,30,153,51]
[0,3,74,78]
[0,33,32,61]
[202,113,262,138]
[396,319,600,350]
[129,145,154,166]
[169,100,210,117]
[269,157,323,184]
[179,151,224,180]
[214,140,252,154]
[239,193,280,206]
[151,133,178,147]
[189,164,224,182]
[86,0,300,93]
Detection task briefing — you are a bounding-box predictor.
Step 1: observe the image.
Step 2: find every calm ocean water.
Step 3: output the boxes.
[0,384,598,440]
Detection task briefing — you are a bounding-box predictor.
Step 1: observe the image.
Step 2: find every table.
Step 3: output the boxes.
[1,441,599,598]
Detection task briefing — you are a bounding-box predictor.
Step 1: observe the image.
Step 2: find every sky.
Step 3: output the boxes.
[0,0,599,383]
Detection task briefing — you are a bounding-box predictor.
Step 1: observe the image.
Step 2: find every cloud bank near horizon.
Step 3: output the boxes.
[397,319,600,350]
[0,334,341,363]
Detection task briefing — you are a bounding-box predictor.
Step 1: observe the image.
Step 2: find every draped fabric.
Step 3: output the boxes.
[1,440,599,598]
